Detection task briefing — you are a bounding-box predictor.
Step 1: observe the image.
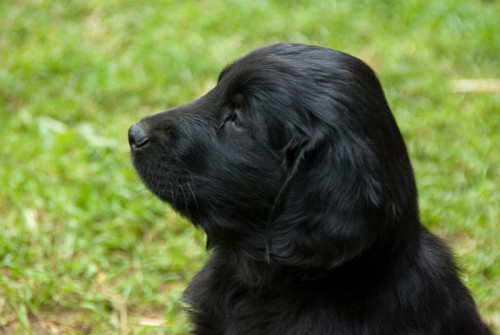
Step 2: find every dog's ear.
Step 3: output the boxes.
[266,94,418,270]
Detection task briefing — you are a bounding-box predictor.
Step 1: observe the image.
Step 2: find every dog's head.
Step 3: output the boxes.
[129,43,419,270]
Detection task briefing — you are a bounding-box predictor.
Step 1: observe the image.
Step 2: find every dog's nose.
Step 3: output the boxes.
[128,123,150,150]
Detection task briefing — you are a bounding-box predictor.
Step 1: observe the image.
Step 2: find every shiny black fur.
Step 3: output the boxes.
[129,44,492,334]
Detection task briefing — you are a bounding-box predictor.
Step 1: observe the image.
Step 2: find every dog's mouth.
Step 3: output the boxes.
[135,164,196,206]
[129,145,198,213]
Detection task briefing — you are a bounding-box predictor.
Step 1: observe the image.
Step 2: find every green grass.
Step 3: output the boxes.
[1,0,498,333]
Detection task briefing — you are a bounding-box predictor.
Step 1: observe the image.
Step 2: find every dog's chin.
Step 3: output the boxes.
[153,184,196,212]
[132,167,194,211]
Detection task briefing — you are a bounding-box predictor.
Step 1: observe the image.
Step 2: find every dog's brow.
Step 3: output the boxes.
[217,66,230,83]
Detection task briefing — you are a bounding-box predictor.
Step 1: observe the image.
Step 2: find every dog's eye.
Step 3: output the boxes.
[228,113,241,128]
[217,110,244,134]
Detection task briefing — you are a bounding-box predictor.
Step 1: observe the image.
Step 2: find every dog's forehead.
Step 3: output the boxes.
[218,55,286,85]
[217,43,372,90]
[217,44,314,82]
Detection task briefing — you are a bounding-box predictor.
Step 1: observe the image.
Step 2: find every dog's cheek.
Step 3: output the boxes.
[263,117,289,154]
[267,127,287,154]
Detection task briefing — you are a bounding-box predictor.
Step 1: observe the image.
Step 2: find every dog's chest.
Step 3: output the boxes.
[186,272,372,335]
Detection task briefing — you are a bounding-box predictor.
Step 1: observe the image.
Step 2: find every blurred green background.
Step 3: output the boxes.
[1,0,498,334]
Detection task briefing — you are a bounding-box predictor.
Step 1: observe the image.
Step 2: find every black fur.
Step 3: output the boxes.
[129,44,492,334]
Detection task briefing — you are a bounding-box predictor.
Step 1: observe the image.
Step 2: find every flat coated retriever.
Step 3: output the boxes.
[129,43,492,334]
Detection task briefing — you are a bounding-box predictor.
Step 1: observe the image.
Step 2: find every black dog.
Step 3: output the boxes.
[129,44,492,334]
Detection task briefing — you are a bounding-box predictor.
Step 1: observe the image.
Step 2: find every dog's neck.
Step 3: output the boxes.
[211,223,422,290]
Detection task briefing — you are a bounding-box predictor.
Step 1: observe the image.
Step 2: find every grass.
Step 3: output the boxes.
[0,0,498,333]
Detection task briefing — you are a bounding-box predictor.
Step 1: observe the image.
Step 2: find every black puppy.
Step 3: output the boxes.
[129,44,492,334]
